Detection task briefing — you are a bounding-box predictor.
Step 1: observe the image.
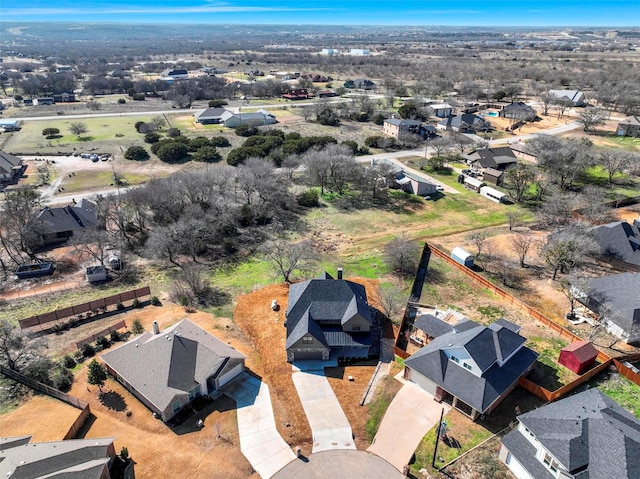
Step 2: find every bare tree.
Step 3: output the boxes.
[599,150,632,184]
[383,235,420,277]
[577,108,605,133]
[379,281,407,325]
[540,226,598,280]
[505,163,536,202]
[0,320,45,371]
[468,231,488,263]
[505,210,524,231]
[71,229,113,266]
[262,237,317,283]
[511,233,533,267]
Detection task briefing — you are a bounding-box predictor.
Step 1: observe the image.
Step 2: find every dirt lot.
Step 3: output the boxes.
[1,304,259,479]
[484,108,572,137]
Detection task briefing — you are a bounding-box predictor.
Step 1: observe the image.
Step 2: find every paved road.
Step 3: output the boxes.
[291,365,355,453]
[368,379,450,471]
[223,373,296,479]
[272,450,403,479]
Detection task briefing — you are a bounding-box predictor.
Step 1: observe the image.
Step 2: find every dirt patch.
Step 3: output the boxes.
[0,395,82,441]
[325,364,377,449]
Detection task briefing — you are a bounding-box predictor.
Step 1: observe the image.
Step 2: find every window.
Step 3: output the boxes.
[303,336,313,344]
[352,325,361,331]
[450,355,460,363]
[543,452,559,473]
[463,362,473,371]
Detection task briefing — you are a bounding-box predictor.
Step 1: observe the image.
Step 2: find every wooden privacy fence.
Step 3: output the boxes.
[63,404,92,440]
[0,364,88,410]
[426,243,613,362]
[76,319,127,349]
[19,286,151,330]
[613,358,640,388]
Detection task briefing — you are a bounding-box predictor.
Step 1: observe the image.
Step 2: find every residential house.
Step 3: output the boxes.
[285,270,377,362]
[510,142,539,163]
[428,103,453,118]
[383,118,423,138]
[617,116,640,137]
[498,102,537,121]
[282,88,309,100]
[35,97,54,105]
[219,109,277,128]
[0,151,24,184]
[437,114,489,133]
[499,388,640,479]
[592,220,640,267]
[394,169,438,196]
[194,107,229,124]
[344,78,376,90]
[52,92,76,103]
[0,121,21,132]
[403,318,537,419]
[55,66,74,74]
[318,90,337,98]
[101,319,246,422]
[548,89,585,107]
[321,48,337,55]
[411,313,455,346]
[107,68,131,78]
[573,272,640,344]
[29,198,98,245]
[349,49,370,56]
[464,147,518,171]
[0,436,133,479]
[160,68,189,79]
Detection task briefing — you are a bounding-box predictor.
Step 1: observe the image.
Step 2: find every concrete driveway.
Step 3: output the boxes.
[224,373,296,478]
[291,367,355,453]
[367,380,449,471]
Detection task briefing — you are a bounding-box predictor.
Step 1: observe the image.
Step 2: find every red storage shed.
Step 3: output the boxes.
[558,341,598,374]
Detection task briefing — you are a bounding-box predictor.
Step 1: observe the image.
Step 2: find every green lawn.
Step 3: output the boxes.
[5,115,155,154]
[60,170,150,193]
[591,373,640,417]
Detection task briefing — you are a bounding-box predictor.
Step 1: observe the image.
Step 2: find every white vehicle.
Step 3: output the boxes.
[435,185,445,192]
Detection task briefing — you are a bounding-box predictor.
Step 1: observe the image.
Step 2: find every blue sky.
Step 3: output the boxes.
[1,0,639,26]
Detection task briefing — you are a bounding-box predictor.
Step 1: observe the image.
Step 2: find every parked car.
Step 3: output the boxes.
[435,185,445,192]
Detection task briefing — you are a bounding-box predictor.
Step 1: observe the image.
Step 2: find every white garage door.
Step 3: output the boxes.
[407,369,437,395]
[217,362,245,389]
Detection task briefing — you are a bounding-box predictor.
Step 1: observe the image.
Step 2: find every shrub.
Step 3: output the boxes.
[297,189,320,207]
[117,98,126,104]
[188,136,211,152]
[156,142,189,163]
[132,298,142,308]
[81,343,95,358]
[208,100,228,108]
[341,140,359,155]
[116,302,125,310]
[150,295,162,306]
[166,127,181,138]
[52,369,73,392]
[134,121,145,132]
[132,93,145,101]
[365,135,383,148]
[235,124,258,137]
[131,318,144,334]
[96,335,110,349]
[372,113,386,125]
[317,108,340,126]
[124,146,149,161]
[144,132,161,144]
[62,355,76,369]
[110,330,121,342]
[210,136,230,148]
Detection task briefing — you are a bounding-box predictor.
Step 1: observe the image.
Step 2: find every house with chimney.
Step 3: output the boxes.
[101,319,245,422]
[285,270,378,362]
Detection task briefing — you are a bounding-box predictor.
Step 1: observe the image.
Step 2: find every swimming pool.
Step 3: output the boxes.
[486,112,498,117]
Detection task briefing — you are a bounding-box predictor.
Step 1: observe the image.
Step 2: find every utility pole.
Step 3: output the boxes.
[431,408,445,469]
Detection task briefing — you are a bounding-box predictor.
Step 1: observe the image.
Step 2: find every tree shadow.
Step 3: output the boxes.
[99,390,127,411]
[78,136,95,142]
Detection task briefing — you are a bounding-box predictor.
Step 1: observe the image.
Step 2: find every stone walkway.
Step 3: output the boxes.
[224,373,296,478]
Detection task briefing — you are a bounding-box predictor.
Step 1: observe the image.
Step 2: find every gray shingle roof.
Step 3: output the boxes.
[593,221,640,267]
[384,118,422,127]
[0,151,22,177]
[196,107,228,120]
[32,199,98,235]
[101,319,245,414]
[511,388,640,478]
[285,272,372,350]
[413,314,454,338]
[502,428,555,479]
[405,320,537,413]
[584,273,640,340]
[0,436,115,479]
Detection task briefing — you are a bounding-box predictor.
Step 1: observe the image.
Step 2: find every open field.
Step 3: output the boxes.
[4,115,157,155]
